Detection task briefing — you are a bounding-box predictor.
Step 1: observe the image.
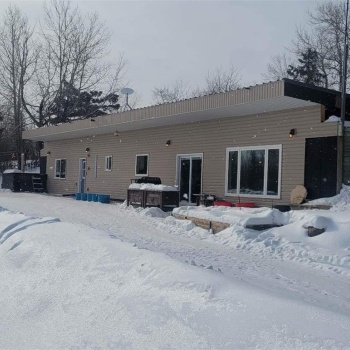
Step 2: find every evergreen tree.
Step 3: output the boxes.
[47,81,120,125]
[287,48,325,86]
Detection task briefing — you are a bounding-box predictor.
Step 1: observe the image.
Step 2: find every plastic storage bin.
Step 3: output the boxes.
[98,194,110,204]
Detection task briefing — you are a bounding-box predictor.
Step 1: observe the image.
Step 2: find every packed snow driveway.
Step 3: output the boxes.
[0,192,350,313]
[0,192,350,350]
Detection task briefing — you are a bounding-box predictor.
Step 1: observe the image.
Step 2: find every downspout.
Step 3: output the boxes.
[339,0,349,192]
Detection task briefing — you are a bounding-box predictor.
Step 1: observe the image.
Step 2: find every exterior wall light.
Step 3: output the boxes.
[46,151,51,155]
[166,140,171,147]
[289,129,296,138]
[86,147,90,152]
[114,130,119,136]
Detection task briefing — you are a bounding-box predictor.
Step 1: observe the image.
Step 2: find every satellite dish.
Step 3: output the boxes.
[121,87,134,95]
[120,87,134,111]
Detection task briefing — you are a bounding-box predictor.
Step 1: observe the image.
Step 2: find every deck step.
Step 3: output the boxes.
[31,176,45,193]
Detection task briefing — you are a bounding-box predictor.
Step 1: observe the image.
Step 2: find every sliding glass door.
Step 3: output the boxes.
[177,154,202,204]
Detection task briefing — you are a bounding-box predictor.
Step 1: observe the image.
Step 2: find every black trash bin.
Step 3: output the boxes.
[1,170,47,192]
[1,170,23,192]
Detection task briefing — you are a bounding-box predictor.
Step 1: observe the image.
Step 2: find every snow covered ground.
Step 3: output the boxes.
[0,190,350,349]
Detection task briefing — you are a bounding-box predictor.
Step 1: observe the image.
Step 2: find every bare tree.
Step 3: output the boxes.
[0,5,37,169]
[293,1,348,90]
[152,64,241,104]
[262,53,292,81]
[202,64,241,94]
[153,80,192,104]
[23,0,127,127]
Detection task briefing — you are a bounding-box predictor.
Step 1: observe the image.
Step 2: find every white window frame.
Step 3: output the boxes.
[54,158,66,179]
[225,145,282,199]
[135,154,149,176]
[105,155,112,171]
[175,153,203,189]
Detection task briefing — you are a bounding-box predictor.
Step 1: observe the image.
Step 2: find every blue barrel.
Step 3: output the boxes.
[93,194,99,202]
[81,193,87,201]
[76,193,82,200]
[98,194,110,204]
[87,193,94,202]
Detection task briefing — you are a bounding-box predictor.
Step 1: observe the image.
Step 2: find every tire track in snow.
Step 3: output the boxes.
[0,217,61,244]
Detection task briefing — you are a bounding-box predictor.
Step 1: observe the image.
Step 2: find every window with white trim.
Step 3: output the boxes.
[55,159,66,179]
[226,145,281,198]
[135,154,148,176]
[105,155,112,171]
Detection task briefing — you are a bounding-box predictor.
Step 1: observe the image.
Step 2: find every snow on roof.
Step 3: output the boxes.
[325,115,340,122]
[129,183,178,191]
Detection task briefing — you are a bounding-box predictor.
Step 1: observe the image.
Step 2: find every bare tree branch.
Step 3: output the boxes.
[153,80,192,104]
[0,5,37,168]
[24,0,127,126]
[262,53,292,81]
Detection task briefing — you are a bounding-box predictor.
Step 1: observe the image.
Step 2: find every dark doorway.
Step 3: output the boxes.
[304,137,337,199]
[178,155,202,204]
[40,156,47,174]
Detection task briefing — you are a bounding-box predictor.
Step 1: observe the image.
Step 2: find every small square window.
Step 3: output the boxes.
[135,154,148,176]
[105,156,112,171]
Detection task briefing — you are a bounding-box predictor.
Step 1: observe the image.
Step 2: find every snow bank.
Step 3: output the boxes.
[309,185,350,208]
[172,205,350,275]
[174,205,288,226]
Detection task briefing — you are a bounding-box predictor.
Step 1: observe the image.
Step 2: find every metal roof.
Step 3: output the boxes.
[23,80,324,142]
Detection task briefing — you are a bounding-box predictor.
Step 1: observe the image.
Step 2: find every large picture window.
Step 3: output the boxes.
[55,159,66,179]
[135,154,149,176]
[225,145,281,198]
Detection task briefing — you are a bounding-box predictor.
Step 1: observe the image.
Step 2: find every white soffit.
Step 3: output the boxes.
[24,97,318,142]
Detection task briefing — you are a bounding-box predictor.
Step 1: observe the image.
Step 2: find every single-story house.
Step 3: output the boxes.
[23,79,350,207]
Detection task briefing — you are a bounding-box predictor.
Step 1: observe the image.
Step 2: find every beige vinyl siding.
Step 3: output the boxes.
[43,104,338,206]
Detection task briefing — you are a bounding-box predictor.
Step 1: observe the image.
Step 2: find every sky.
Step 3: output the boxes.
[0,0,339,106]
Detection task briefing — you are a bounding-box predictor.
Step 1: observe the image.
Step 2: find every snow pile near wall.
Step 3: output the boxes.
[172,205,350,275]
[174,205,288,226]
[309,185,350,208]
